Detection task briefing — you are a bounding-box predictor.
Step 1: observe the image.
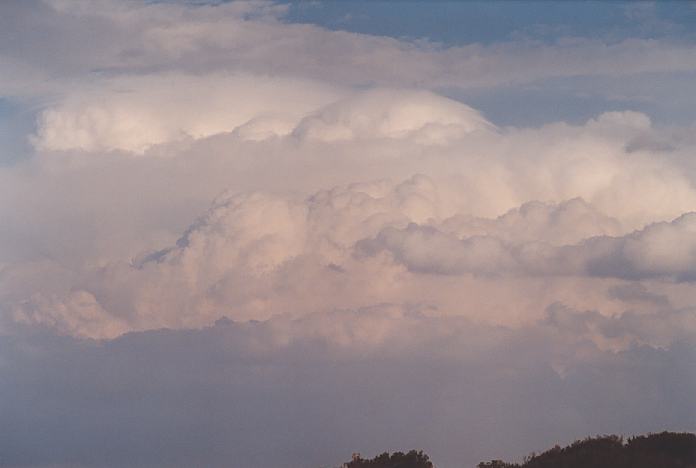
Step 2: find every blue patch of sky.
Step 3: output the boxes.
[282,1,696,45]
[0,98,36,165]
[443,70,696,128]
[443,82,654,128]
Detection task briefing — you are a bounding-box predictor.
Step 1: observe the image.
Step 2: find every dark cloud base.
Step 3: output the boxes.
[1,319,694,468]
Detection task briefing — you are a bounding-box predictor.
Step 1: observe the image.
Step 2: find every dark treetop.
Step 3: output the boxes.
[340,432,696,468]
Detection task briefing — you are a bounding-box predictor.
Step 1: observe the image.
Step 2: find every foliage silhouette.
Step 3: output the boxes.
[478,431,696,468]
[342,450,433,468]
[339,432,695,468]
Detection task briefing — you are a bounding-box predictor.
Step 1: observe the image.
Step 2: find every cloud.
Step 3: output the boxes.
[292,88,495,143]
[5,174,696,339]
[544,301,696,351]
[4,1,696,102]
[32,74,345,153]
[0,314,694,468]
[357,210,696,281]
[8,289,126,339]
[441,198,623,245]
[9,104,695,267]
[1,2,696,467]
[31,84,494,153]
[576,213,696,280]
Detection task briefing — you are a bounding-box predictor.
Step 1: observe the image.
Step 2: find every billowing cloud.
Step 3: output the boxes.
[32,74,345,153]
[357,210,696,281]
[5,173,696,339]
[292,89,495,143]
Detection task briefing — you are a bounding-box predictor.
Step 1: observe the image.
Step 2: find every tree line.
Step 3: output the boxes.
[340,431,696,468]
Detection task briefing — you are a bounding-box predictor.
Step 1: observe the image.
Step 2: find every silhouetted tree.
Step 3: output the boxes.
[477,431,696,468]
[477,460,515,468]
[343,450,433,468]
[341,432,695,468]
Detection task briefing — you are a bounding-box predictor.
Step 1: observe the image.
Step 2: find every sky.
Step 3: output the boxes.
[0,1,695,467]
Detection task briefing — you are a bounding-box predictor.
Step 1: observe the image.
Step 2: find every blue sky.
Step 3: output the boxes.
[284,1,696,44]
[0,98,34,165]
[282,1,696,127]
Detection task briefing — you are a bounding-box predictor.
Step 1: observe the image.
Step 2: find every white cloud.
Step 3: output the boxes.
[4,96,696,343]
[441,198,622,246]
[4,174,696,339]
[32,84,494,153]
[32,74,345,153]
[293,88,495,143]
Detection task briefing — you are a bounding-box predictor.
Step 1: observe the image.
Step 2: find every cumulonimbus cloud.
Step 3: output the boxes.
[6,173,696,340]
[2,2,696,467]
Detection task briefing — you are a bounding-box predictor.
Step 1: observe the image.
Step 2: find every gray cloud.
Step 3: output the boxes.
[357,211,696,281]
[0,313,694,468]
[3,1,696,96]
